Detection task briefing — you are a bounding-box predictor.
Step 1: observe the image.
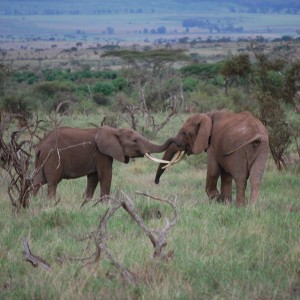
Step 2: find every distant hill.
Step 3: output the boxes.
[1,0,299,15]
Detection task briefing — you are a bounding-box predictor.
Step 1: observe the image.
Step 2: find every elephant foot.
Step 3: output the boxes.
[207,191,221,203]
[218,194,232,204]
[93,195,111,206]
[236,200,246,207]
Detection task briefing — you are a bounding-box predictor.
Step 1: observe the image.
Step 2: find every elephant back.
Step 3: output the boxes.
[211,111,268,156]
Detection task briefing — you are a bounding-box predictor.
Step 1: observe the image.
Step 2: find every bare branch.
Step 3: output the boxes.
[23,238,51,271]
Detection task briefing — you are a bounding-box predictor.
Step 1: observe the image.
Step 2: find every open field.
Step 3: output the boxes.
[1,11,299,44]
[0,112,300,299]
[1,6,300,296]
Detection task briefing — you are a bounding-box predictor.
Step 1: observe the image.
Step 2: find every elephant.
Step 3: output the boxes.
[155,110,269,206]
[32,126,176,200]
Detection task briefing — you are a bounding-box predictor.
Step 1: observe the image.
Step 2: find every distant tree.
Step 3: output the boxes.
[220,53,251,94]
[106,27,115,34]
[157,26,167,34]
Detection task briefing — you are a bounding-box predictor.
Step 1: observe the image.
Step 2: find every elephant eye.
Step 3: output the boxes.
[133,139,138,143]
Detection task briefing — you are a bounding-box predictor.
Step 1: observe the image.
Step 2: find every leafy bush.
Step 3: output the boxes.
[0,94,35,118]
[34,81,74,98]
[112,77,128,91]
[92,93,111,106]
[182,77,199,92]
[13,71,39,84]
[93,82,115,96]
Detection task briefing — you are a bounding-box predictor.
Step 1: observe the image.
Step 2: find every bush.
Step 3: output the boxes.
[93,82,115,96]
[182,77,198,92]
[92,93,111,106]
[13,71,39,84]
[112,77,128,91]
[34,81,74,98]
[0,94,34,118]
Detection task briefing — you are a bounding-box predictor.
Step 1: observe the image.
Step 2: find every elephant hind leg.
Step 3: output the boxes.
[220,170,232,203]
[234,177,247,207]
[249,158,268,205]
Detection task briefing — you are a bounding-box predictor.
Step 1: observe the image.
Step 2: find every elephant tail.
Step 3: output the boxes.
[224,134,263,157]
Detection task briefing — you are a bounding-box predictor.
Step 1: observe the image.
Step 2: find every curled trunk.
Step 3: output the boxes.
[155,144,179,184]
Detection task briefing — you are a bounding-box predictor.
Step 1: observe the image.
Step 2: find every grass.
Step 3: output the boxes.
[0,112,300,299]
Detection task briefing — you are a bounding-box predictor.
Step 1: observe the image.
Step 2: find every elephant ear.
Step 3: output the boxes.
[192,114,212,155]
[95,127,125,163]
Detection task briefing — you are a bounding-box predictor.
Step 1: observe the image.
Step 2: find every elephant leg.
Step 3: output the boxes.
[234,177,247,207]
[220,170,232,203]
[249,153,268,205]
[47,181,58,199]
[95,154,113,198]
[44,167,61,199]
[205,150,220,200]
[85,173,98,199]
[32,184,41,196]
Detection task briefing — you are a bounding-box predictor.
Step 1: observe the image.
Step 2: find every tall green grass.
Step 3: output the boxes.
[0,113,299,299]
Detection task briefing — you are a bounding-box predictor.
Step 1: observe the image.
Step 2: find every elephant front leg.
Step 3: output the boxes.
[85,173,98,199]
[47,182,58,199]
[96,155,113,200]
[205,151,221,201]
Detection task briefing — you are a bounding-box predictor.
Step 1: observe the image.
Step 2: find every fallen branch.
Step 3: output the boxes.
[59,191,178,285]
[23,238,51,271]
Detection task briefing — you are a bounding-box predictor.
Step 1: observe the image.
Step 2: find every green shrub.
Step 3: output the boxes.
[93,82,115,96]
[92,93,111,106]
[13,71,39,84]
[112,77,128,91]
[0,94,35,118]
[34,81,74,98]
[182,77,199,92]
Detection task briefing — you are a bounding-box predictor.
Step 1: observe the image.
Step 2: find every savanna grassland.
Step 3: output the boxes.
[0,112,300,299]
[1,3,300,298]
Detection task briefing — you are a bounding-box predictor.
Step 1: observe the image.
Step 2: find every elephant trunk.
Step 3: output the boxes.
[154,143,179,184]
[146,137,178,154]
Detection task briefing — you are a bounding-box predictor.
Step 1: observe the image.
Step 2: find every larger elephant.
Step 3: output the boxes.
[155,110,269,206]
[32,126,176,199]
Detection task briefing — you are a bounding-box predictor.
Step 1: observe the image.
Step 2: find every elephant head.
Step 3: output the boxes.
[155,114,212,184]
[95,126,177,164]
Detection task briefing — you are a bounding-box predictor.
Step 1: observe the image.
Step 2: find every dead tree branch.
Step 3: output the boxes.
[0,112,46,210]
[23,238,51,271]
[60,191,178,285]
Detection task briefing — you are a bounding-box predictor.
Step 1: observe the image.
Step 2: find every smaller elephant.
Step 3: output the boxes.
[155,110,269,206]
[32,126,175,200]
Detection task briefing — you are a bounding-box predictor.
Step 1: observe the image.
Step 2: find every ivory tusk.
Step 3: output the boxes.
[162,151,185,169]
[145,153,171,164]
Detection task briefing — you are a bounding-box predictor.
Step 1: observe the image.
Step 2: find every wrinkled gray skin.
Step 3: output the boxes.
[155,110,269,206]
[32,126,176,199]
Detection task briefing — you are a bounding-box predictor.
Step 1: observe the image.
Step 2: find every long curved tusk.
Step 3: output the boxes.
[162,151,185,169]
[145,153,171,164]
